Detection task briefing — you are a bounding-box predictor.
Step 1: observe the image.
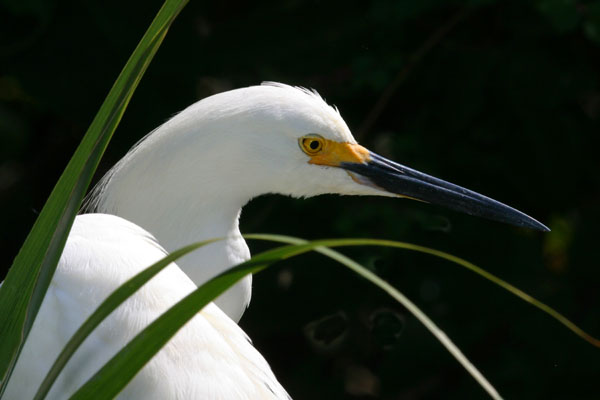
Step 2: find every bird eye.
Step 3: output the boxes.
[299,135,324,155]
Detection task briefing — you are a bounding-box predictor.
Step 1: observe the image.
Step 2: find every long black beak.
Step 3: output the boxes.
[342,152,549,231]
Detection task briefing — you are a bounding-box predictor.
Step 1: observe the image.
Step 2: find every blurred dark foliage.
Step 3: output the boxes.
[2,0,600,398]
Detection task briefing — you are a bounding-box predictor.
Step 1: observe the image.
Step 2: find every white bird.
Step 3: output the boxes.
[4,83,548,399]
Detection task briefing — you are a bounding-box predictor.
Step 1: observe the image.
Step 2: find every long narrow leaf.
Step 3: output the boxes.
[246,235,502,399]
[54,234,597,399]
[322,248,501,398]
[33,239,219,400]
[69,243,314,399]
[0,0,189,394]
[245,234,600,348]
[70,239,498,399]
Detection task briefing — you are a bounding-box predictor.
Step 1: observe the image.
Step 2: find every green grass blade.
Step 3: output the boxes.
[35,233,595,399]
[320,249,501,399]
[246,234,502,399]
[245,234,600,348]
[69,237,503,399]
[0,0,189,394]
[69,242,320,400]
[32,239,219,400]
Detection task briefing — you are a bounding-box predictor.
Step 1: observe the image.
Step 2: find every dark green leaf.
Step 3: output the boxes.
[69,243,313,399]
[0,0,189,394]
[32,239,218,400]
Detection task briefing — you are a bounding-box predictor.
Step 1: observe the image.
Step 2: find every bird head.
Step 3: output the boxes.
[196,82,548,231]
[93,82,547,232]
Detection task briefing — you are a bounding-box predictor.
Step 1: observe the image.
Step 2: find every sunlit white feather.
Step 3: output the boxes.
[6,214,289,399]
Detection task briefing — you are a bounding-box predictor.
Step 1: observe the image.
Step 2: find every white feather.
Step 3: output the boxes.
[5,214,289,400]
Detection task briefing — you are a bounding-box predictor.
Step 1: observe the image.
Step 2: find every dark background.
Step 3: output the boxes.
[2,0,599,398]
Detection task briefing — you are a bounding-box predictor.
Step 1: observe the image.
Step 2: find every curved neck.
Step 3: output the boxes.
[90,123,256,321]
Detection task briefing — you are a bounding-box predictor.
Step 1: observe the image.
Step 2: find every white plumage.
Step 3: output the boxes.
[5,82,546,399]
[6,214,289,399]
[7,83,368,399]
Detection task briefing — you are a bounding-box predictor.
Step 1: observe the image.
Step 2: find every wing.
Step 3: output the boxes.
[4,213,290,400]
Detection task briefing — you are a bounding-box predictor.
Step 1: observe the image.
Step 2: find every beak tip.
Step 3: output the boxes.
[538,224,551,233]
[342,154,552,233]
[523,218,550,232]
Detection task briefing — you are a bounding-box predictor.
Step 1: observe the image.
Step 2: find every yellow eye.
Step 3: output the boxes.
[299,135,324,155]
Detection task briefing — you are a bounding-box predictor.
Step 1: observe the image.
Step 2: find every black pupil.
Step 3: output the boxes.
[309,140,319,150]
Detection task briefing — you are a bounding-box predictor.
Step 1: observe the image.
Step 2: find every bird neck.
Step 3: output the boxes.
[89,128,256,321]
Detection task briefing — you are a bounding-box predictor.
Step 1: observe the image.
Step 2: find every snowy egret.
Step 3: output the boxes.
[5,83,547,399]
